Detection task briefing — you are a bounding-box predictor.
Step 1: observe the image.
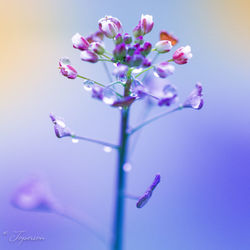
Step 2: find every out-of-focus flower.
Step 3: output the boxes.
[134,36,144,45]
[80,50,99,63]
[158,84,178,106]
[133,24,143,38]
[173,45,192,64]
[132,54,144,67]
[123,33,132,44]
[140,14,154,35]
[86,31,104,43]
[89,42,105,55]
[92,86,104,101]
[112,96,136,107]
[49,113,73,138]
[11,178,58,212]
[142,58,152,67]
[182,83,203,109]
[160,30,178,46]
[154,62,175,78]
[98,16,123,38]
[155,40,172,53]
[113,43,126,60]
[72,33,89,51]
[114,33,123,45]
[113,64,128,78]
[136,174,161,208]
[59,57,77,79]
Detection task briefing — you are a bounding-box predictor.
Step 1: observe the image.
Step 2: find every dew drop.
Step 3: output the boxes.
[123,162,132,172]
[103,146,112,153]
[153,71,160,78]
[72,138,79,144]
[83,80,94,91]
[57,120,66,128]
[103,88,117,105]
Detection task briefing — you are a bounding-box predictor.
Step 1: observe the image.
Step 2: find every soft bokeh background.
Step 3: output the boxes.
[1,0,250,249]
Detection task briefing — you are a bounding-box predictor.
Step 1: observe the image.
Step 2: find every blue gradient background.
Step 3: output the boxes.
[0,0,250,249]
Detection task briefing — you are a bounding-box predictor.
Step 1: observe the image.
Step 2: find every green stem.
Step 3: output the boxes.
[135,66,154,78]
[77,75,105,88]
[129,106,183,135]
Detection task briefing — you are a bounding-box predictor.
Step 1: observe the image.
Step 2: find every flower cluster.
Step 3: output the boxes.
[58,14,202,111]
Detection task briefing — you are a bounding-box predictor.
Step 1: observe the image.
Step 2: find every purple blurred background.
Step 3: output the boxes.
[1,0,250,249]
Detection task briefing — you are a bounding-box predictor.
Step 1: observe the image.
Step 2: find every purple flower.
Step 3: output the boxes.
[89,42,105,55]
[91,86,104,101]
[142,58,152,67]
[158,84,178,106]
[11,178,57,212]
[113,64,128,78]
[114,33,123,45]
[136,174,161,208]
[133,23,143,38]
[154,62,175,78]
[123,33,132,44]
[182,83,204,109]
[113,43,126,60]
[72,33,89,51]
[98,16,123,39]
[49,113,72,138]
[173,45,192,64]
[86,30,104,43]
[80,50,99,63]
[141,42,152,56]
[59,57,77,79]
[155,40,172,53]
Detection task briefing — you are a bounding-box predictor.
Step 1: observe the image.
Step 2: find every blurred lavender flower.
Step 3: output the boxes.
[136,174,161,208]
[49,113,73,138]
[113,64,128,78]
[158,84,178,106]
[154,62,175,78]
[11,178,58,213]
[182,83,204,109]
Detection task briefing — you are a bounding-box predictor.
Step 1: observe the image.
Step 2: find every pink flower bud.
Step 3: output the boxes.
[154,62,175,78]
[80,50,99,63]
[72,33,89,51]
[98,16,123,38]
[155,40,172,53]
[133,24,143,38]
[86,31,104,43]
[89,42,105,55]
[140,14,154,35]
[59,57,77,79]
[173,45,192,64]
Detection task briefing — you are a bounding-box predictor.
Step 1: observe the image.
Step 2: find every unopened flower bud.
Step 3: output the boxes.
[132,54,144,67]
[173,45,192,64]
[86,31,104,43]
[80,50,99,63]
[114,33,123,44]
[142,58,152,67]
[154,62,175,78]
[133,24,143,38]
[140,14,154,35]
[89,42,105,55]
[72,33,89,51]
[155,40,172,53]
[113,43,126,60]
[141,42,152,56]
[59,57,77,79]
[98,16,123,39]
[123,33,132,44]
[182,83,203,109]
[134,36,144,45]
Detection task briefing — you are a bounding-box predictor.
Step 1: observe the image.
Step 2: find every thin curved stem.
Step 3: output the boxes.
[77,75,105,88]
[129,106,183,135]
[72,135,119,149]
[135,66,154,78]
[102,61,113,82]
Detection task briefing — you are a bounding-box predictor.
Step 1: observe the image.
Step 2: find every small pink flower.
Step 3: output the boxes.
[89,42,105,55]
[173,45,192,64]
[86,30,104,43]
[154,62,175,78]
[72,33,89,51]
[140,14,154,35]
[98,16,123,38]
[155,40,172,53]
[59,57,77,79]
[80,50,99,63]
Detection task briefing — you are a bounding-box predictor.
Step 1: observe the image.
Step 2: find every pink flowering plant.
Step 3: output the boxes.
[13,14,203,250]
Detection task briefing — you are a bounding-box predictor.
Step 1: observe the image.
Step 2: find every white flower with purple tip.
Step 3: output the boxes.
[72,33,89,51]
[98,16,123,38]
[173,45,192,64]
[59,57,77,79]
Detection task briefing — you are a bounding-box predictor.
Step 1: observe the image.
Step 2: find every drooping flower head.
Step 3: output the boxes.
[98,16,123,38]
[173,45,192,64]
[49,113,73,138]
[72,33,89,51]
[182,83,204,110]
[59,57,77,79]
[136,174,161,208]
